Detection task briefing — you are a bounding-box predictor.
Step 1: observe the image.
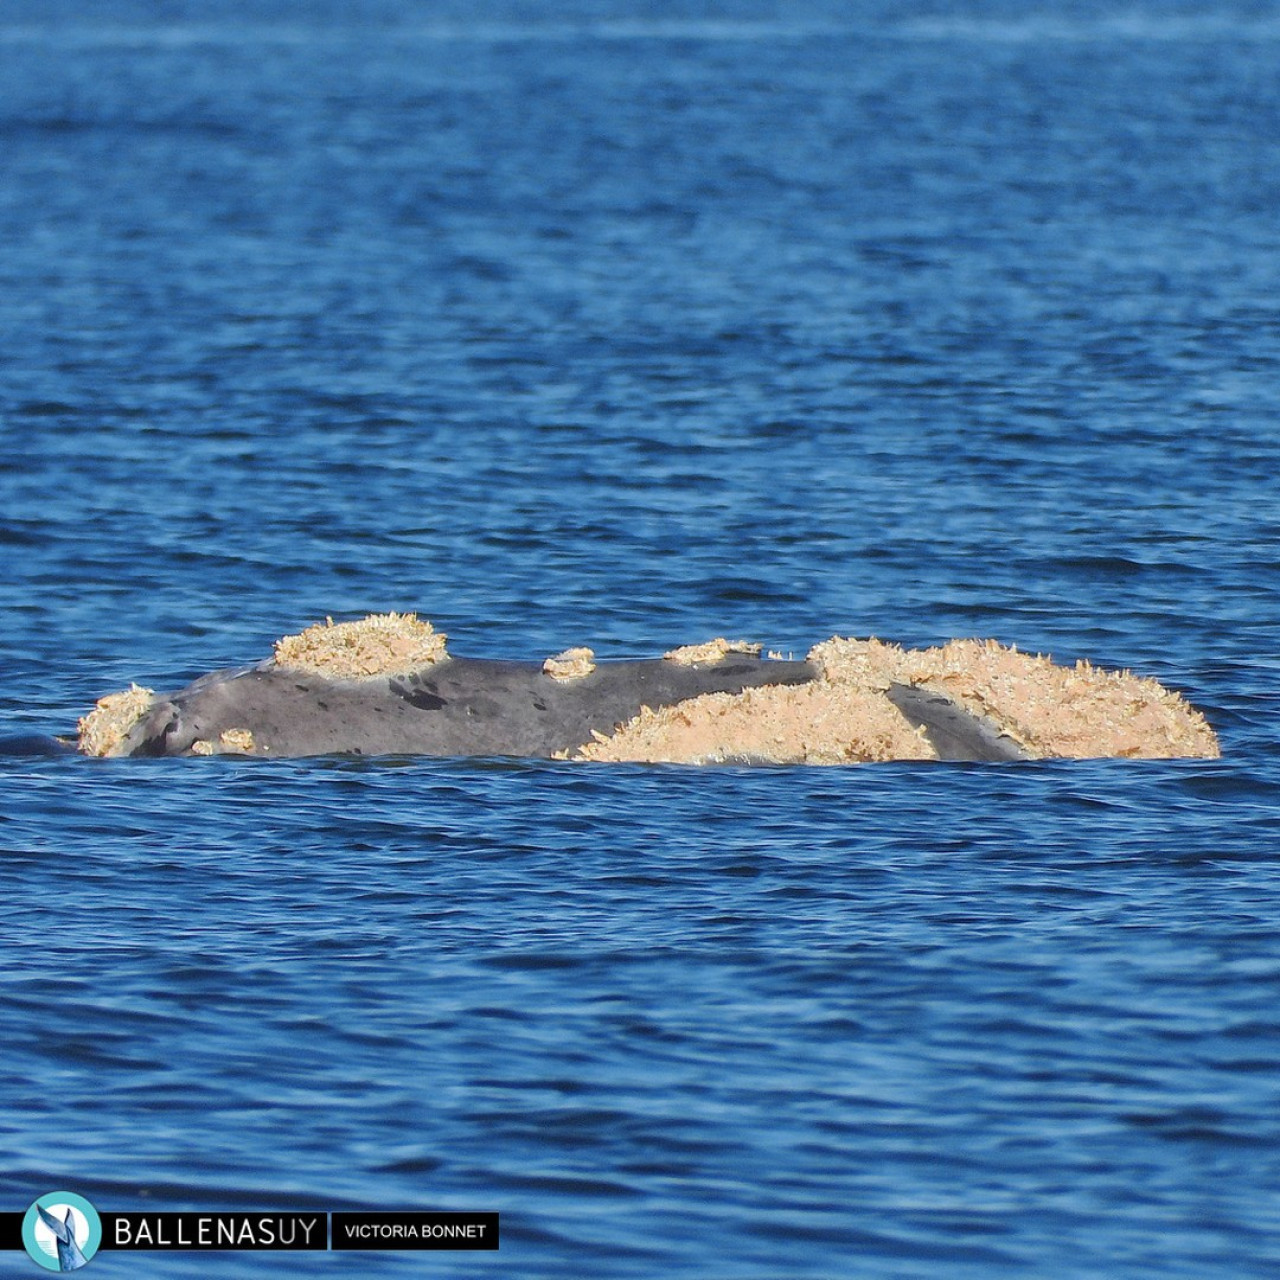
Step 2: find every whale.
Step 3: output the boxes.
[36,1203,88,1272]
[110,652,825,759]
[77,654,1024,762]
[84,656,1027,762]
[71,616,1219,764]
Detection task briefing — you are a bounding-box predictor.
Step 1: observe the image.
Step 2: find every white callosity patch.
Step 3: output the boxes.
[272,612,447,679]
[578,636,1220,764]
[191,728,257,756]
[77,684,155,758]
[815,637,1220,760]
[663,637,763,664]
[574,680,937,765]
[542,647,596,680]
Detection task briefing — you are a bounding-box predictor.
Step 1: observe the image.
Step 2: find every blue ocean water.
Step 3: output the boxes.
[3,1,1280,1275]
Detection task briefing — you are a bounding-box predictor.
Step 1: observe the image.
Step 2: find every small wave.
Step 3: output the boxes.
[0,18,858,49]
[900,14,1280,43]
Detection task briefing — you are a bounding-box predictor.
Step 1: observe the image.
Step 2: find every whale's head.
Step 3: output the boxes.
[116,697,197,756]
[79,689,195,758]
[79,663,267,758]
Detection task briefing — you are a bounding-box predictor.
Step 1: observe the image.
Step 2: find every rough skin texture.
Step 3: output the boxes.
[78,684,155,758]
[664,637,763,664]
[579,636,1219,763]
[272,612,447,679]
[543,647,596,680]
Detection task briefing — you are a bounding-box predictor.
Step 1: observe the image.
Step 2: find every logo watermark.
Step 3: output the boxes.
[5,1199,498,1267]
[23,1194,101,1272]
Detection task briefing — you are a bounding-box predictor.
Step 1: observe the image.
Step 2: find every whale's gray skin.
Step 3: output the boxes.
[886,684,1029,762]
[36,1203,88,1271]
[104,651,1027,763]
[114,653,823,759]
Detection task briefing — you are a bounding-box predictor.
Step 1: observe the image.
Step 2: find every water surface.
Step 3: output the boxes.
[2,3,1279,1275]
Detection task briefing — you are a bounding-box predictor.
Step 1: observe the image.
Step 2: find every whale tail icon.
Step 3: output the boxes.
[36,1204,89,1271]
